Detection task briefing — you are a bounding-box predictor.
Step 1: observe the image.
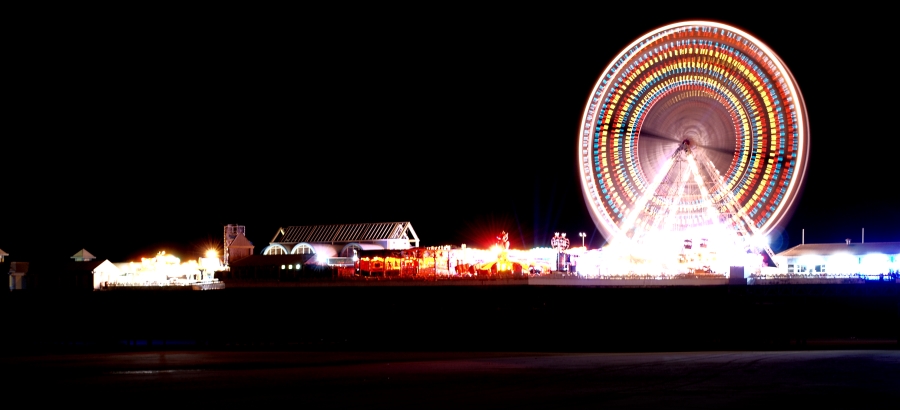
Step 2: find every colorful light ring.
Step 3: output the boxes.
[579,21,809,242]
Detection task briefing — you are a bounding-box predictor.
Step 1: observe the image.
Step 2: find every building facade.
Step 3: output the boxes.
[770,241,900,278]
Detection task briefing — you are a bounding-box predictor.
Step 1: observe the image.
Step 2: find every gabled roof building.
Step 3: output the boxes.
[223,224,254,267]
[71,249,97,262]
[261,222,420,266]
[13,251,123,291]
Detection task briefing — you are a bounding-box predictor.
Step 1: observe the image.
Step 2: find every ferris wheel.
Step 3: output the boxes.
[578,21,809,256]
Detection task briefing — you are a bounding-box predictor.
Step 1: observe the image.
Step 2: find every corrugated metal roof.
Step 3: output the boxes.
[275,222,418,243]
[776,242,900,257]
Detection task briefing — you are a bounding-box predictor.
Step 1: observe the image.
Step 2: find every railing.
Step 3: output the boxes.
[104,279,222,288]
[749,273,899,281]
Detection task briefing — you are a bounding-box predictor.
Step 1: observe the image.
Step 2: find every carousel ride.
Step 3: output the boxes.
[578,21,810,276]
[461,231,556,277]
[473,231,525,276]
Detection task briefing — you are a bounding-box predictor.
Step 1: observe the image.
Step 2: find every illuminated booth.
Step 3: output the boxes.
[357,247,455,278]
[357,249,408,277]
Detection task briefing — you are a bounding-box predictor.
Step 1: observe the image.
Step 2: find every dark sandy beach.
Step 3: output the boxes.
[4,349,899,408]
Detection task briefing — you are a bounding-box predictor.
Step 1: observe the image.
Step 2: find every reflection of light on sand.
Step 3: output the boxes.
[109,369,204,375]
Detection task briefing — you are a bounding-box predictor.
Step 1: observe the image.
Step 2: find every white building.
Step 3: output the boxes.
[770,241,900,278]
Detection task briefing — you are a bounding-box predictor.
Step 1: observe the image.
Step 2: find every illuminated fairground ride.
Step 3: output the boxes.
[579,21,809,276]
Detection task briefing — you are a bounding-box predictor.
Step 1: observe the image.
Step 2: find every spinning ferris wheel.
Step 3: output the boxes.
[578,21,809,260]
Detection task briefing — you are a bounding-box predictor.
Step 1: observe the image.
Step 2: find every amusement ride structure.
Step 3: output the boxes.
[578,21,810,275]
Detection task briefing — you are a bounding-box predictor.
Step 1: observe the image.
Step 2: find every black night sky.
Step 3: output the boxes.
[5,7,898,263]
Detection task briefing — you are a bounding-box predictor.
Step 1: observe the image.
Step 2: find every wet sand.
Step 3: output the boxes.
[3,349,899,408]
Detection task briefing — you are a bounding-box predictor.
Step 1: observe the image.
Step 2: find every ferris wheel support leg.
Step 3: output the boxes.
[614,148,681,247]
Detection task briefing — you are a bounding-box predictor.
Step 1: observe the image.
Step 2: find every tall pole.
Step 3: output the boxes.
[551,233,560,271]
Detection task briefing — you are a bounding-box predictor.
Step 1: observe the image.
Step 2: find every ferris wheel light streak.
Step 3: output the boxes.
[579,21,809,260]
